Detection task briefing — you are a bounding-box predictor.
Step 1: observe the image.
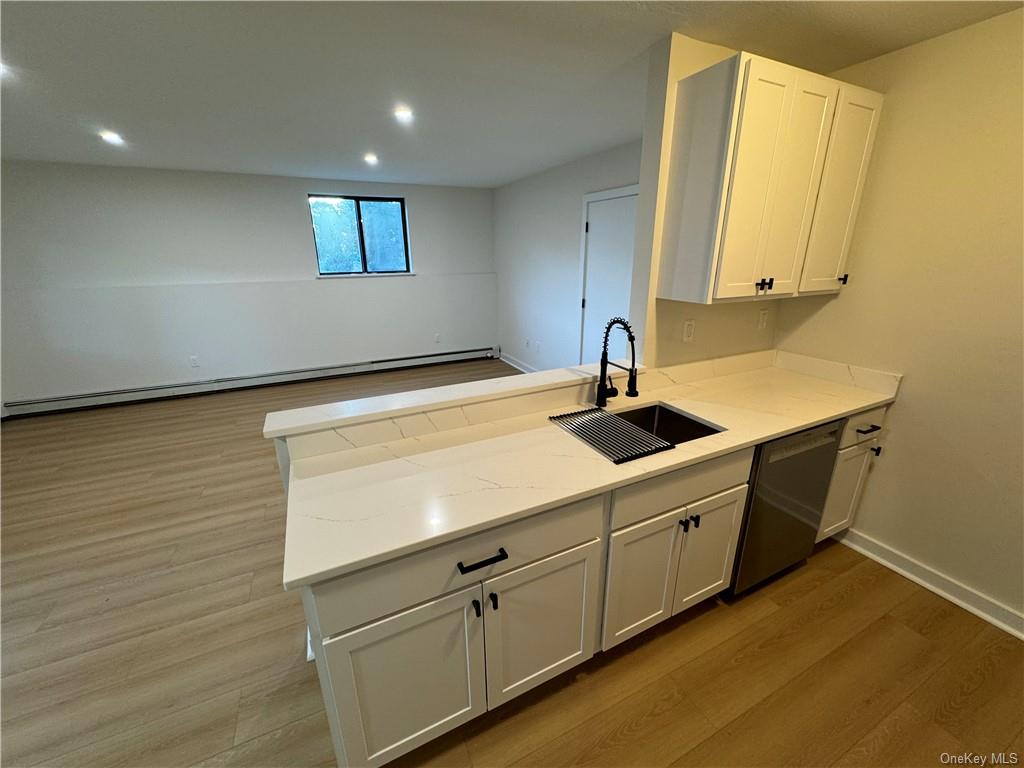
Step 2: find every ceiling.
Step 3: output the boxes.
[2,1,1018,187]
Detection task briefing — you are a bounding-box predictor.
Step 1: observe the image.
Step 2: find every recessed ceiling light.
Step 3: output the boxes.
[364,152,379,166]
[393,104,414,125]
[99,130,126,146]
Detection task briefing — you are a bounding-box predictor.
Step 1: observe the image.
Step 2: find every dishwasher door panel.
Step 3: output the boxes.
[732,421,842,594]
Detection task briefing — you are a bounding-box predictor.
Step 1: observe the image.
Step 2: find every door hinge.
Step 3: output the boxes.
[581,297,586,309]
[585,221,589,233]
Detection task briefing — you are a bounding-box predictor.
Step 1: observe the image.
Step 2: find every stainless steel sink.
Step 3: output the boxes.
[611,403,723,446]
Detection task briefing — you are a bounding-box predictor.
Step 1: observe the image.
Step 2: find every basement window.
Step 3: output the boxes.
[307,195,411,275]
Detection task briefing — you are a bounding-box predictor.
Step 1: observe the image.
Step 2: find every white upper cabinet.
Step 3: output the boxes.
[799,84,885,294]
[657,52,882,304]
[760,72,839,297]
[715,57,797,299]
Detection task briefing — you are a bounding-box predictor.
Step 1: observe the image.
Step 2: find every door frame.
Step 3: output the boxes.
[577,184,640,365]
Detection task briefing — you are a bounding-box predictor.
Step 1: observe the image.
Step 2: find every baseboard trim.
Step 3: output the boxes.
[2,347,499,417]
[499,353,538,374]
[839,528,1024,640]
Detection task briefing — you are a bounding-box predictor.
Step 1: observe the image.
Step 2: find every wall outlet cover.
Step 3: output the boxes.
[683,320,696,343]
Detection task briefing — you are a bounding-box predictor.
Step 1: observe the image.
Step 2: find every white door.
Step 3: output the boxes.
[760,72,839,297]
[714,57,797,299]
[799,83,885,294]
[322,585,486,767]
[579,188,637,364]
[602,507,685,650]
[816,440,876,542]
[672,485,748,614]
[482,539,601,708]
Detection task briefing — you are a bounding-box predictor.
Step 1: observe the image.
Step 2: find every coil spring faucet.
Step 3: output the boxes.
[595,317,639,408]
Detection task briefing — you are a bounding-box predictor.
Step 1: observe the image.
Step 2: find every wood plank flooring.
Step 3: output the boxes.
[2,358,1021,767]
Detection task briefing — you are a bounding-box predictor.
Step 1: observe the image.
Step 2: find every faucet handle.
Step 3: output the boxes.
[605,376,619,398]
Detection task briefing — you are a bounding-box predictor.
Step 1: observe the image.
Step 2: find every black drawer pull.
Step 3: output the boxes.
[838,273,849,285]
[766,277,775,290]
[856,424,882,435]
[679,518,690,532]
[870,446,882,456]
[457,547,508,575]
[471,599,482,618]
[489,592,499,610]
[690,514,701,528]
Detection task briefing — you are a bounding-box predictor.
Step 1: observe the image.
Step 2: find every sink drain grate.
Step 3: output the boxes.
[549,407,675,464]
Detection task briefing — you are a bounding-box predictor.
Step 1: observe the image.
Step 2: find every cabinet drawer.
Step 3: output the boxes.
[310,495,604,637]
[840,406,887,448]
[610,449,754,530]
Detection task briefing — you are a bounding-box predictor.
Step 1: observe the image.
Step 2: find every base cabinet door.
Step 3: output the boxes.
[482,539,601,708]
[602,508,685,650]
[321,585,486,767]
[817,439,876,541]
[672,485,748,614]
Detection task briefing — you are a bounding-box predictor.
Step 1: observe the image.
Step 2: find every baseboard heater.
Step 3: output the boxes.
[2,346,498,417]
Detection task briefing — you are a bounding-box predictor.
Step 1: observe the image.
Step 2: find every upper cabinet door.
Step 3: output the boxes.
[714,57,797,299]
[482,538,601,709]
[760,72,839,297]
[799,84,885,294]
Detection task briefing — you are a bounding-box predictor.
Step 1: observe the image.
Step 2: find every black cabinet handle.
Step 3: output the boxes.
[679,518,690,532]
[766,277,775,290]
[838,274,849,285]
[690,514,701,528]
[457,547,508,575]
[856,424,882,435]
[870,446,882,456]
[755,278,768,291]
[471,599,482,618]
[489,592,499,610]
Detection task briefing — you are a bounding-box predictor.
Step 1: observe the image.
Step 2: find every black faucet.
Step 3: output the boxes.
[595,317,639,408]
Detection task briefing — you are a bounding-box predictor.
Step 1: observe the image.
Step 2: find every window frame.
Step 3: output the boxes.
[307,194,412,277]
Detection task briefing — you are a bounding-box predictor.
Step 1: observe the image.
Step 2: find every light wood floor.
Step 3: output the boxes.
[2,359,1021,768]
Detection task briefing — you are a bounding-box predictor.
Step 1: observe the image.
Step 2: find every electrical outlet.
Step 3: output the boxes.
[758,309,769,330]
[189,355,200,368]
[535,341,541,354]
[683,320,696,343]
[434,333,441,344]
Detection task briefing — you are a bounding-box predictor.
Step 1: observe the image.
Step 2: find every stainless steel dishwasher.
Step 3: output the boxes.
[731,420,844,594]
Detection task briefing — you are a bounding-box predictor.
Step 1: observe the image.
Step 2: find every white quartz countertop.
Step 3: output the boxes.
[280,362,896,590]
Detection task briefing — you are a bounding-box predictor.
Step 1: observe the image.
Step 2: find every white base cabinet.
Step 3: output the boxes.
[817,438,878,542]
[602,508,685,648]
[602,484,749,650]
[672,485,747,614]
[483,538,601,707]
[321,585,486,767]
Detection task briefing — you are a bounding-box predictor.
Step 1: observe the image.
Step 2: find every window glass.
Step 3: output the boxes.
[360,200,407,272]
[309,196,362,274]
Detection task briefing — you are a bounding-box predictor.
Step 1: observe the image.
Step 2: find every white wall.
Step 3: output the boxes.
[1,161,496,402]
[775,10,1024,615]
[494,141,642,372]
